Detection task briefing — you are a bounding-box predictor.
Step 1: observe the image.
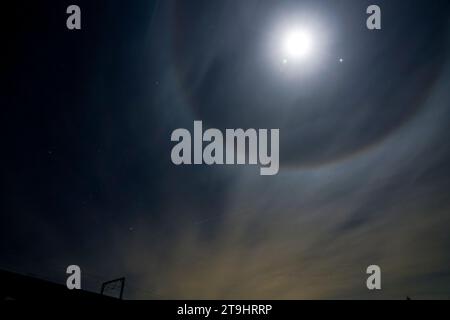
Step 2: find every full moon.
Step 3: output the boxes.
[281,28,314,62]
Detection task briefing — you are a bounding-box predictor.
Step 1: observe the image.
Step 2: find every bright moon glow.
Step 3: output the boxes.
[282,28,314,61]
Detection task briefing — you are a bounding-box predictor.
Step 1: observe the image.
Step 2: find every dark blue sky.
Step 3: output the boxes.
[2,0,450,298]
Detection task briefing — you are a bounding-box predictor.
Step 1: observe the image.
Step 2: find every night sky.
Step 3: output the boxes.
[2,0,450,299]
